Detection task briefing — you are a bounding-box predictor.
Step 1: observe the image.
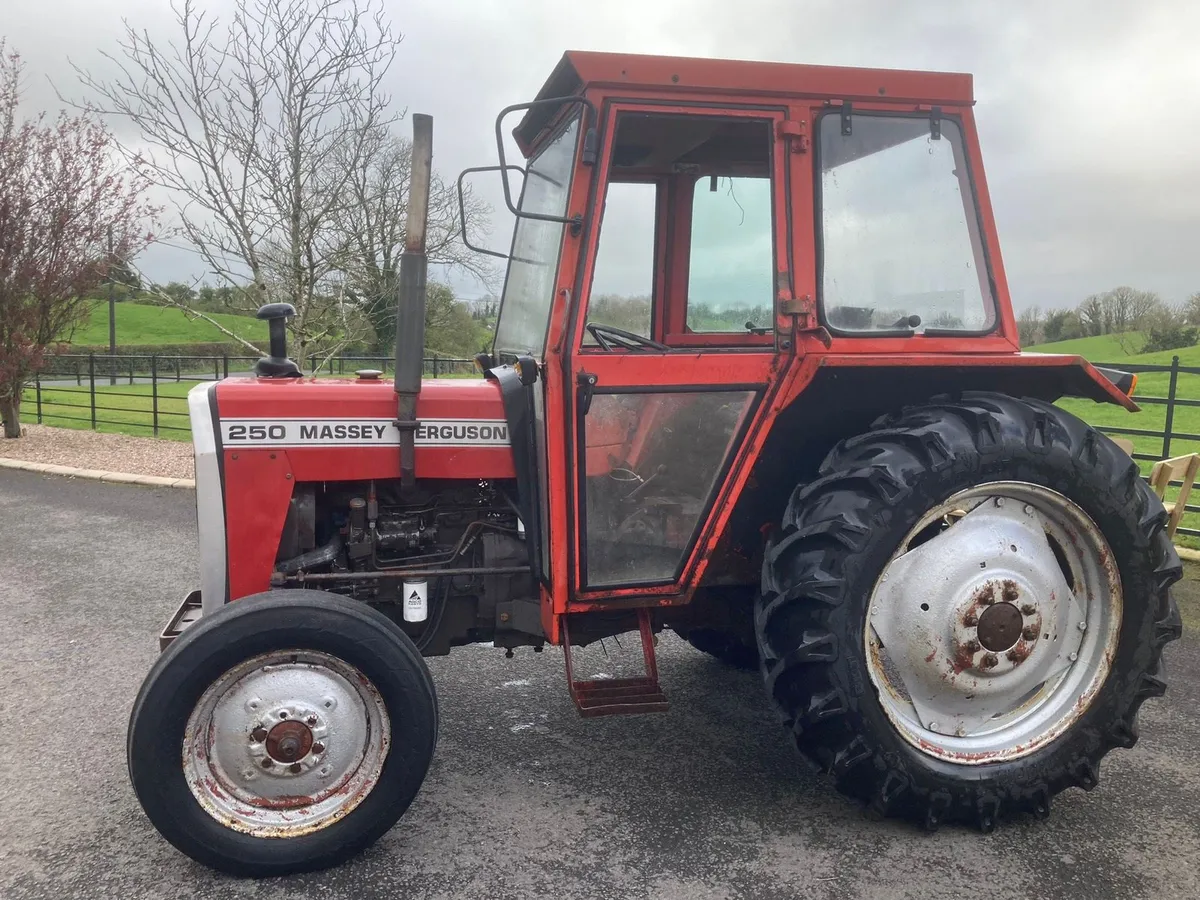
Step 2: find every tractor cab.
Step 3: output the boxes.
[478,53,1000,360]
[458,52,1126,636]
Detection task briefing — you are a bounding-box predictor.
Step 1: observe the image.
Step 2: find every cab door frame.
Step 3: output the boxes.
[557,96,808,611]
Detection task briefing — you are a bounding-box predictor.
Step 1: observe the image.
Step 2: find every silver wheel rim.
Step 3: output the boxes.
[182,650,390,837]
[864,481,1121,764]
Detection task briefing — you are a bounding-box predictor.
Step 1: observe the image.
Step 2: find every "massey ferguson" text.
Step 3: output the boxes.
[219,418,510,447]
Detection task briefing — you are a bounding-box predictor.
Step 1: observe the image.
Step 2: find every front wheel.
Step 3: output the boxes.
[757,393,1182,830]
[128,589,438,876]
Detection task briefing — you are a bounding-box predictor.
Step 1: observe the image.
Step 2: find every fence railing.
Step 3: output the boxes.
[1087,355,1200,538]
[20,352,1200,538]
[24,353,474,438]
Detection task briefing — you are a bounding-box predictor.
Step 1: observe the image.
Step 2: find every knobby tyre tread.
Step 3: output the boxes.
[755,392,1182,831]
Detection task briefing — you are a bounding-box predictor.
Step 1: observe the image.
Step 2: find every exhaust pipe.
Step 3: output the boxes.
[395,113,434,487]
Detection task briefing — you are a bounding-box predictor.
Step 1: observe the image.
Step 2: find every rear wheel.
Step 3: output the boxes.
[128,589,438,876]
[683,628,758,671]
[757,393,1182,830]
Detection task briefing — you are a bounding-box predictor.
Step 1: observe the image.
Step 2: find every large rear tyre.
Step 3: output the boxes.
[756,392,1182,831]
[128,589,438,876]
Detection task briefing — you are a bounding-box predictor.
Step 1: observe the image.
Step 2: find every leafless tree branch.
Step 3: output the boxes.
[76,0,403,353]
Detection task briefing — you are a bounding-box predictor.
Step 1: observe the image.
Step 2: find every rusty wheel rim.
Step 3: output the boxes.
[864,482,1122,765]
[182,650,390,837]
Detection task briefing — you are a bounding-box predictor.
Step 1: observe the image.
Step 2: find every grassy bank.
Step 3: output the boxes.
[68,301,267,346]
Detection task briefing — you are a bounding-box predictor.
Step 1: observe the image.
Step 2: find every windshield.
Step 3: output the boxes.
[818,113,995,334]
[493,116,581,357]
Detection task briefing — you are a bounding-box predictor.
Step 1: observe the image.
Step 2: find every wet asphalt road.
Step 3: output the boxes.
[1,468,1198,900]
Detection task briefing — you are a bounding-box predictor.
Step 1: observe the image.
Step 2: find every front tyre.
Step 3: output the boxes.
[128,590,438,876]
[756,393,1182,830]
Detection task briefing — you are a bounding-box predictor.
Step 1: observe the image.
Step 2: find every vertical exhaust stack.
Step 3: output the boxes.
[395,113,434,487]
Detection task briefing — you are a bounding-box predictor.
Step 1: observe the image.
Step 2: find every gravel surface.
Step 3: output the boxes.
[0,424,194,479]
[2,470,1200,900]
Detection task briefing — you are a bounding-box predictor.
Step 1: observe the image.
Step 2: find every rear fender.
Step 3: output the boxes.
[703,354,1137,589]
[814,353,1137,411]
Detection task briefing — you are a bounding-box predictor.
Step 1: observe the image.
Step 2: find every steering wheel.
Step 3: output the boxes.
[586,322,670,353]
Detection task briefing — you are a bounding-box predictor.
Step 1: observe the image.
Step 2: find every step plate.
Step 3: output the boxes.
[563,607,668,717]
[572,677,669,717]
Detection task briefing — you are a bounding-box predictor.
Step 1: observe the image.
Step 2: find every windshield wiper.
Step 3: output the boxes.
[890,314,922,330]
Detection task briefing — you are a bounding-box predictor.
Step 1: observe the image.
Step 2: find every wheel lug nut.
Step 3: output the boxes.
[964,613,978,626]
[1021,604,1036,615]
[994,497,1005,508]
[1023,626,1039,641]
[981,654,998,669]
[261,758,273,768]
[289,763,302,774]
[250,727,268,743]
[311,742,325,754]
[306,716,318,726]
[1007,649,1022,663]
[965,639,980,653]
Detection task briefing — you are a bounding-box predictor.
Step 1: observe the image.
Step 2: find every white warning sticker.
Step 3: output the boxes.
[219,417,510,447]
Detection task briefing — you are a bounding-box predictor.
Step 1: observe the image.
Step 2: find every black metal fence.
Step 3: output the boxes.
[1082,356,1200,539]
[24,353,474,438]
[20,352,1200,538]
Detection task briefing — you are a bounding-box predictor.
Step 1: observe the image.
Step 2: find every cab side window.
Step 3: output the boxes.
[582,112,776,347]
[585,181,657,342]
[686,175,774,333]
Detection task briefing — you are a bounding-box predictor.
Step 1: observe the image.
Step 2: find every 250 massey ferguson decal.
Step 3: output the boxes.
[219,417,510,448]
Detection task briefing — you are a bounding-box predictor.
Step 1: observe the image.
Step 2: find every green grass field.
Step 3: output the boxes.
[1030,333,1145,359]
[68,301,267,346]
[1033,332,1200,368]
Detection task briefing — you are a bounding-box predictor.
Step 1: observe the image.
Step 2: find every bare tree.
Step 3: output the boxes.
[1016,305,1043,347]
[0,44,156,438]
[333,129,493,350]
[1106,285,1161,333]
[1078,294,1105,336]
[1184,292,1200,327]
[1076,286,1162,339]
[78,0,401,357]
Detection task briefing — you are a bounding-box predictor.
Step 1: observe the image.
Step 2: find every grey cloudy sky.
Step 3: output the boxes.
[5,0,1199,310]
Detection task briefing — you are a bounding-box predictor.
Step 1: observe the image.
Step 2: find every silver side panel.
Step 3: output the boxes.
[188,382,227,615]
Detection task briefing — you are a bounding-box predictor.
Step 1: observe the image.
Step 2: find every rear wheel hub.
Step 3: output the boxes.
[865,482,1121,763]
[977,602,1023,652]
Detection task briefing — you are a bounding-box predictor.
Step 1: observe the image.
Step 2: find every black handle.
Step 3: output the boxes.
[253,303,301,378]
[256,303,296,359]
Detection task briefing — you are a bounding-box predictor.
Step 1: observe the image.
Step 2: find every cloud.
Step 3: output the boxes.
[4,0,1198,308]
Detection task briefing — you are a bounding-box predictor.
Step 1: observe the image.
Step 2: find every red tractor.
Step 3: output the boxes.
[128,52,1182,876]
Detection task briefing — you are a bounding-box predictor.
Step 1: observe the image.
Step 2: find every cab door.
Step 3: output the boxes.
[564,102,797,605]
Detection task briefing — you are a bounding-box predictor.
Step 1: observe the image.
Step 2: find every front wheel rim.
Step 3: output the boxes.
[864,481,1122,765]
[182,649,391,837]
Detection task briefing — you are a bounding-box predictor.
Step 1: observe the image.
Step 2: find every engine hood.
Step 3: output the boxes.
[206,376,515,480]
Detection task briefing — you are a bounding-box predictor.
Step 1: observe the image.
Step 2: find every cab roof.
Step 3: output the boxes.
[515,50,973,153]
